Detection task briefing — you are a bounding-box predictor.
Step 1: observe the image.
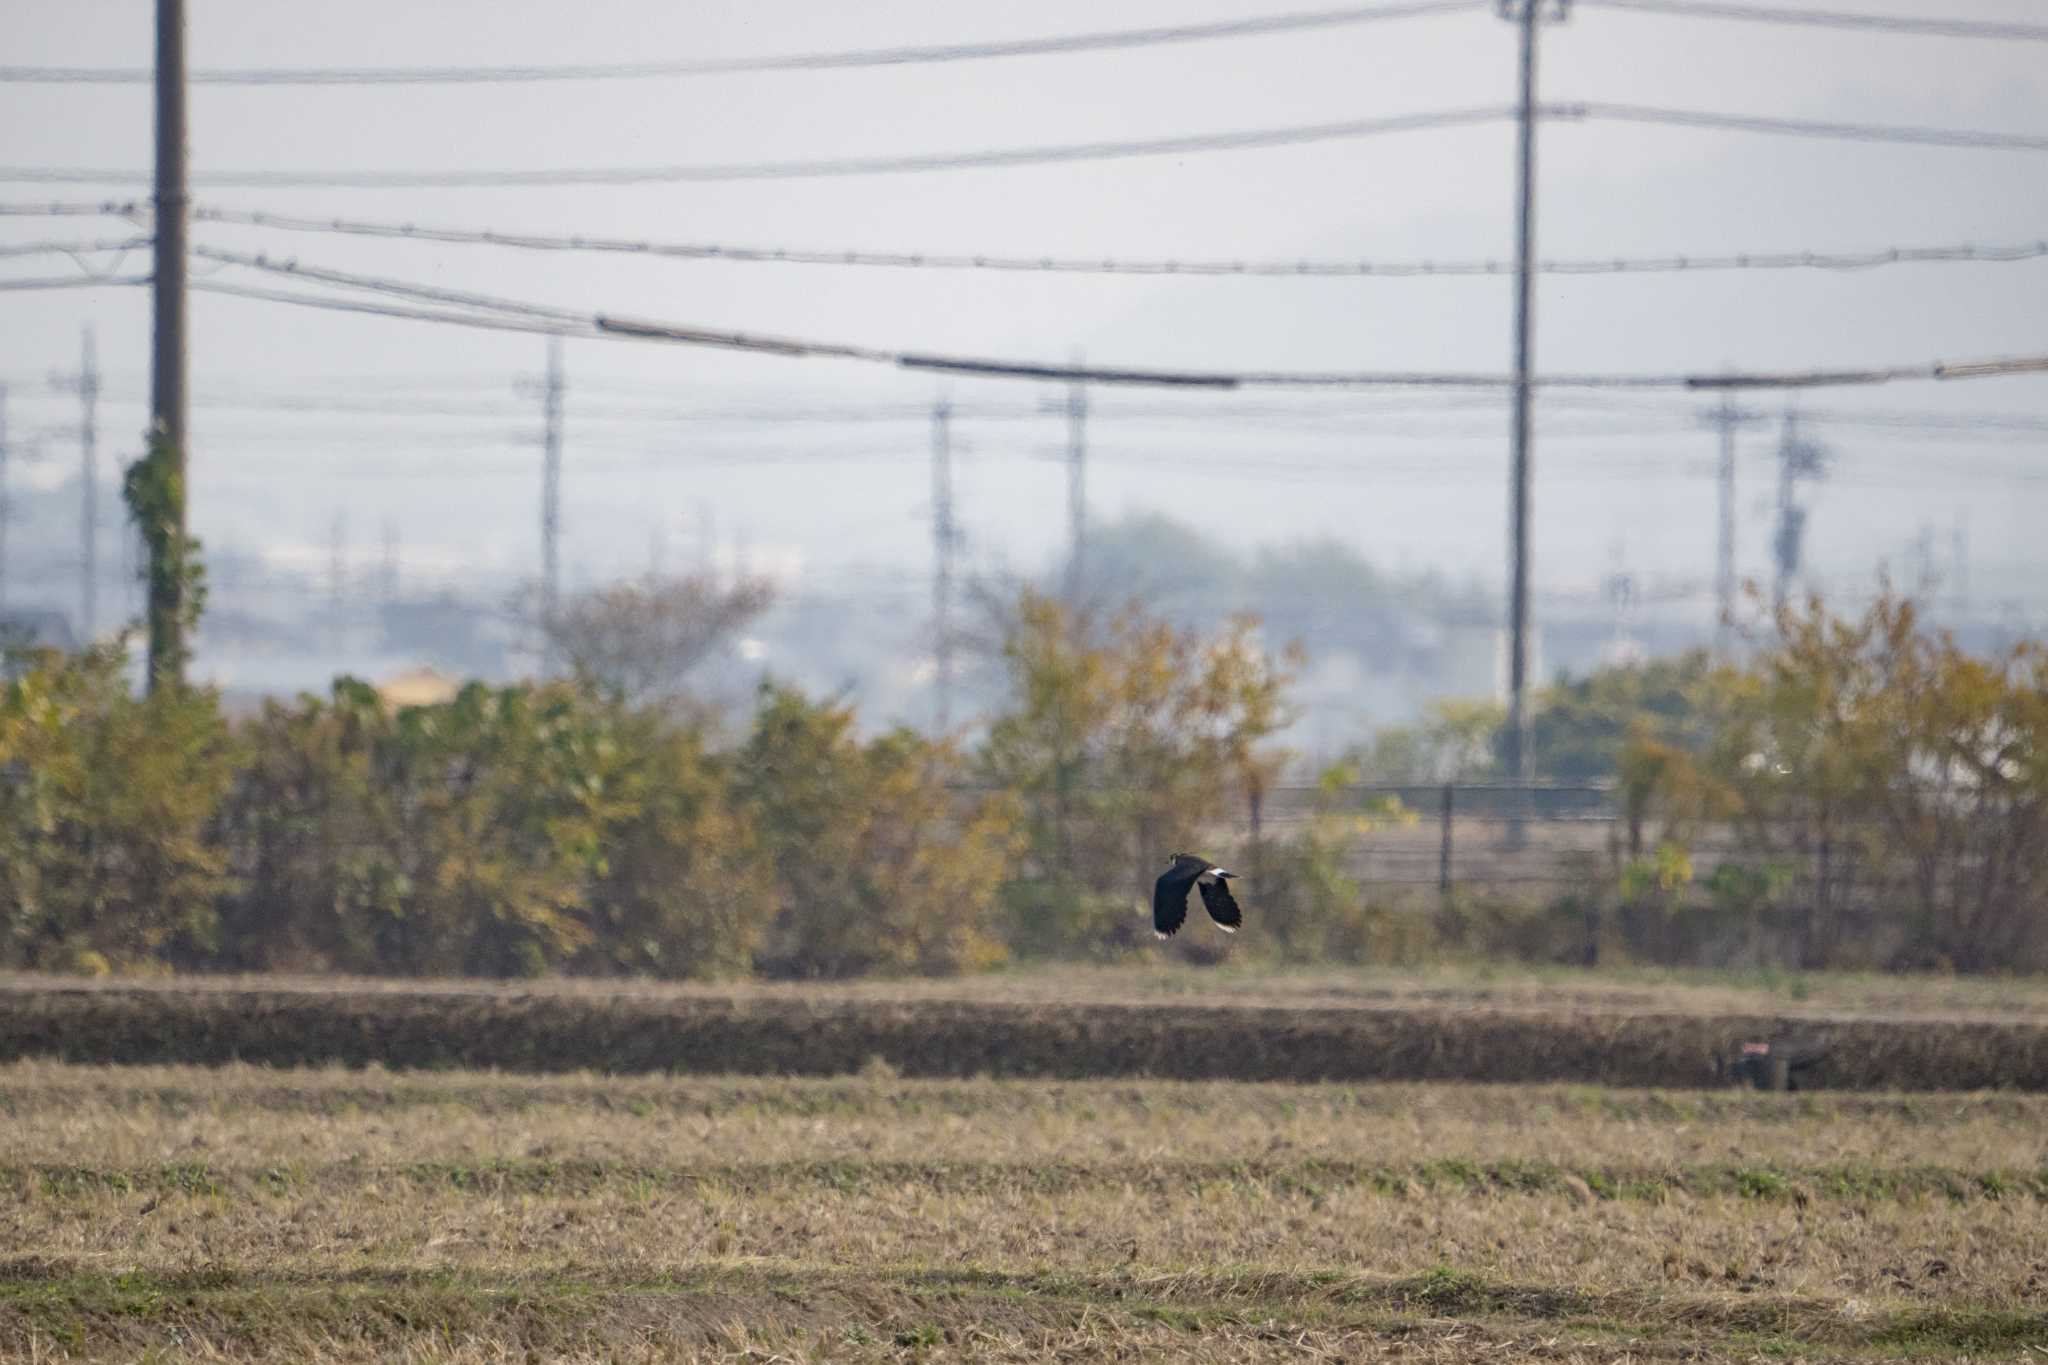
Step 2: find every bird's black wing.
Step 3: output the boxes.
[1198,876,1243,932]
[1153,863,1203,938]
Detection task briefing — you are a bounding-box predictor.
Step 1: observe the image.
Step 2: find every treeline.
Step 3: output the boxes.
[1354,594,2048,972]
[3,586,2047,978]
[0,590,1301,979]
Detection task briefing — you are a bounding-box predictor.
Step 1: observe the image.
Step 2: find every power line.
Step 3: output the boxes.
[1582,0,2048,42]
[190,245,590,324]
[7,100,2043,189]
[0,236,152,259]
[1567,101,2048,154]
[0,273,150,291]
[0,107,1515,187]
[191,277,587,338]
[0,201,144,217]
[28,270,2048,396]
[179,253,2048,391]
[0,1,1484,85]
[185,205,2048,278]
[42,375,2048,433]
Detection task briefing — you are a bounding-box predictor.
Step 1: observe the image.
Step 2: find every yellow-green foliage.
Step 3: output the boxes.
[1252,758,1419,963]
[8,584,2048,981]
[221,678,788,980]
[0,644,235,972]
[220,679,632,977]
[979,590,1297,956]
[1702,590,2048,970]
[580,712,776,980]
[741,685,1018,977]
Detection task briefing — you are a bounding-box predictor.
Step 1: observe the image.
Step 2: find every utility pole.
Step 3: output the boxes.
[80,328,99,641]
[0,383,9,613]
[1912,521,1938,599]
[147,0,189,689]
[66,327,102,642]
[519,337,566,671]
[1951,512,1969,618]
[378,517,399,605]
[1772,409,1828,613]
[1701,393,1763,653]
[930,395,957,734]
[1064,373,1088,603]
[1498,0,1565,839]
[328,512,348,650]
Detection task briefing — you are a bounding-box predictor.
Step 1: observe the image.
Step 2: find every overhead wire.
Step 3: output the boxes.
[6,102,2044,188]
[182,204,2048,278]
[0,272,150,291]
[1580,0,2048,42]
[189,277,588,339]
[0,108,1515,187]
[0,200,137,218]
[26,378,2044,442]
[1564,101,2048,154]
[12,258,2048,395]
[0,236,152,259]
[0,1,1484,85]
[180,247,2048,390]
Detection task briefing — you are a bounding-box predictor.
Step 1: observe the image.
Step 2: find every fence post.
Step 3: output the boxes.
[1438,783,1455,898]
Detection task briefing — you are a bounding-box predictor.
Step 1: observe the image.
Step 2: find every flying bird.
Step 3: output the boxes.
[1153,852,1242,939]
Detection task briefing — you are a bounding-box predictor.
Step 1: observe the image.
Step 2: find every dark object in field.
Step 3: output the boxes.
[1720,1035,1829,1091]
[1153,853,1241,939]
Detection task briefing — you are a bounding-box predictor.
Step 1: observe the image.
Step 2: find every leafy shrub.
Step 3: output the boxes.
[740,686,1018,977]
[0,643,235,972]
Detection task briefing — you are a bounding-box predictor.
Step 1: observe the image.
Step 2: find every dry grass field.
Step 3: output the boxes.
[2,1062,2046,1361]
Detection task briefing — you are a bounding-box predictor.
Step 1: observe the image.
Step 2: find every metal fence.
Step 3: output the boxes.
[1240,781,1929,903]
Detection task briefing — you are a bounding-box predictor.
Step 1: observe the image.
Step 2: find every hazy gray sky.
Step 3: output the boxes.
[2,0,2044,647]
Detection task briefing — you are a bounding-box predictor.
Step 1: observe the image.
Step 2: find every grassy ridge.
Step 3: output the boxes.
[11,1155,2048,1203]
[5,976,2048,1089]
[2,1262,2042,1363]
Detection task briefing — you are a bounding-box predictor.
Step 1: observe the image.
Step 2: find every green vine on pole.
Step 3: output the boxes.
[123,423,206,689]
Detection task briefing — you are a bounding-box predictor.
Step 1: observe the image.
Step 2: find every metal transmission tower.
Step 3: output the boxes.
[54,327,102,641]
[519,338,567,669]
[1063,374,1088,601]
[1497,0,1568,839]
[147,0,189,689]
[1700,393,1763,651]
[929,396,958,734]
[1771,409,1829,611]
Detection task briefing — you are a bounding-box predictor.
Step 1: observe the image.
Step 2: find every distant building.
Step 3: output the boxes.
[376,665,462,709]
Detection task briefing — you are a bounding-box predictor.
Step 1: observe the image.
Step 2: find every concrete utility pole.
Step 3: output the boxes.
[1702,392,1763,653]
[328,512,348,646]
[1950,512,1969,617]
[521,337,566,670]
[74,328,100,641]
[147,0,189,689]
[1063,374,1088,603]
[1498,0,1566,838]
[930,396,957,734]
[0,383,9,612]
[379,517,400,605]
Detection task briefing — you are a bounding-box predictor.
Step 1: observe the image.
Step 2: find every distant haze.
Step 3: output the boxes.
[1,1,2043,700]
